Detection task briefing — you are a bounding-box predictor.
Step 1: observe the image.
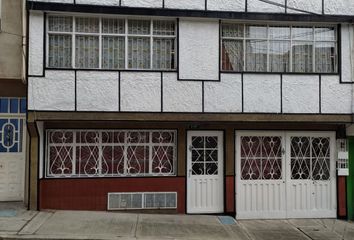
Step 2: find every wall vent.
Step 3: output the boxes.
[107,192,177,210]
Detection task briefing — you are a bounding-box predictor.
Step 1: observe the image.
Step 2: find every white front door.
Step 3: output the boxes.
[187,131,224,214]
[236,131,337,219]
[286,132,336,218]
[236,132,286,219]
[0,118,26,201]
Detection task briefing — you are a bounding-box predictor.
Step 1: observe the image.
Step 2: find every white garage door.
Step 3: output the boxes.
[236,131,336,219]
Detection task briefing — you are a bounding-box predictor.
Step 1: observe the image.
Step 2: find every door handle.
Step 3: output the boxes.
[188,169,192,177]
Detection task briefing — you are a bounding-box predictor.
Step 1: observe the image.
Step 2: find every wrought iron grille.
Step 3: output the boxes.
[191,136,219,175]
[46,130,177,178]
[290,137,330,180]
[240,136,283,180]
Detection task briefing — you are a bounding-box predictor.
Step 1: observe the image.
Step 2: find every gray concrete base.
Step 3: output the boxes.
[0,207,354,240]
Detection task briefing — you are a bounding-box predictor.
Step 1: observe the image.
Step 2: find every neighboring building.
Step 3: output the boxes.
[0,0,27,203]
[26,0,354,219]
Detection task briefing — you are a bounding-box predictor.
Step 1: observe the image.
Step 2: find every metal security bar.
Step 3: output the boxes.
[46,129,177,178]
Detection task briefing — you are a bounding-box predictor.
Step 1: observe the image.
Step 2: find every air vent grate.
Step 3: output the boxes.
[108,192,177,210]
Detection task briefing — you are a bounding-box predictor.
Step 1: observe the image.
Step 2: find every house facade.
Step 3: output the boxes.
[27,0,354,219]
[0,0,27,203]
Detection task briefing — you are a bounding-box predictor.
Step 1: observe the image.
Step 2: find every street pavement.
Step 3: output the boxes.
[0,202,353,240]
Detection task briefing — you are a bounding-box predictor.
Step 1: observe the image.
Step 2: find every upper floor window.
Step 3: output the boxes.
[221,23,338,73]
[47,16,176,70]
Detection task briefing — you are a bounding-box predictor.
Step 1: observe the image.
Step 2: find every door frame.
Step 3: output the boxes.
[186,130,225,214]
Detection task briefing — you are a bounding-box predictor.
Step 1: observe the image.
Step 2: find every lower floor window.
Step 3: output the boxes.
[46,129,177,178]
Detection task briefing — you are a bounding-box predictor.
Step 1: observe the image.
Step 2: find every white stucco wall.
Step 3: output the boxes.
[248,0,284,13]
[287,0,322,14]
[321,76,352,114]
[204,74,242,112]
[341,24,353,83]
[120,72,161,112]
[28,71,75,111]
[179,19,219,81]
[325,0,354,15]
[163,73,202,112]
[207,0,245,12]
[29,11,44,76]
[76,71,119,111]
[164,0,205,10]
[244,74,281,113]
[121,0,162,8]
[282,75,320,113]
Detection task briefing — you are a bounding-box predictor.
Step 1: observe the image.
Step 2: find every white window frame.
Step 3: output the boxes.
[46,15,177,70]
[45,129,178,178]
[221,22,338,73]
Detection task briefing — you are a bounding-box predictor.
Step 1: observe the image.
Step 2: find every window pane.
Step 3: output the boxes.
[222,24,244,38]
[245,25,267,39]
[153,20,175,36]
[222,39,243,71]
[269,41,290,72]
[269,26,290,40]
[48,16,72,32]
[102,18,125,34]
[128,20,150,35]
[48,34,72,68]
[76,17,99,33]
[292,26,313,41]
[315,27,336,41]
[128,37,150,69]
[246,40,267,71]
[315,42,336,73]
[153,38,175,69]
[102,36,125,69]
[75,35,99,68]
[292,41,313,73]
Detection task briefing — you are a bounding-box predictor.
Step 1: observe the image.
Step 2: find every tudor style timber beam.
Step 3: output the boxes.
[27,111,353,124]
[27,1,354,23]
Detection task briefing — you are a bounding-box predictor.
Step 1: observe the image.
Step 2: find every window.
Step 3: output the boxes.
[46,130,177,178]
[0,98,26,153]
[47,16,176,70]
[222,23,338,73]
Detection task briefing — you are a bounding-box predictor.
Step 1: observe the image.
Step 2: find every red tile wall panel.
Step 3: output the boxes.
[338,176,347,218]
[226,176,235,213]
[39,177,186,213]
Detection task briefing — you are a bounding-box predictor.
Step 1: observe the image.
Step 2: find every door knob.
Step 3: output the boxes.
[188,169,192,177]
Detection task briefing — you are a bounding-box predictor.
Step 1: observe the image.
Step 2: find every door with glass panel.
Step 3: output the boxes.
[236,131,286,219]
[286,132,336,218]
[187,131,224,214]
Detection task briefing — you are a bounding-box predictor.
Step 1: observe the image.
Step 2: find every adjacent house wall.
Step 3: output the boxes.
[0,0,24,81]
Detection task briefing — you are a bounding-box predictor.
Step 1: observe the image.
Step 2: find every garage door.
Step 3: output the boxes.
[235,131,336,219]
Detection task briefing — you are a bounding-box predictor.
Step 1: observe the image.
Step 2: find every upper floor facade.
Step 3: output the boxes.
[27,0,354,115]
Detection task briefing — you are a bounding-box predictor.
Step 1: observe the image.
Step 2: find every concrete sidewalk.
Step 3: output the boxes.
[0,204,354,240]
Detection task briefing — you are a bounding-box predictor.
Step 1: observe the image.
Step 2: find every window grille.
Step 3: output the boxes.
[221,23,338,73]
[0,98,26,153]
[337,139,349,176]
[47,16,176,70]
[46,129,177,178]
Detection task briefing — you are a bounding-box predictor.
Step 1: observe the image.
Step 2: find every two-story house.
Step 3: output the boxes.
[0,0,27,204]
[27,0,354,219]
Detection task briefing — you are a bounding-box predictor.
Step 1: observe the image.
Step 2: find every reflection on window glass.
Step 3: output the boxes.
[221,23,337,73]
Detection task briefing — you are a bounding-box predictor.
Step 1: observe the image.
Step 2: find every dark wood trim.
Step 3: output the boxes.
[27,111,353,123]
[27,1,354,23]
